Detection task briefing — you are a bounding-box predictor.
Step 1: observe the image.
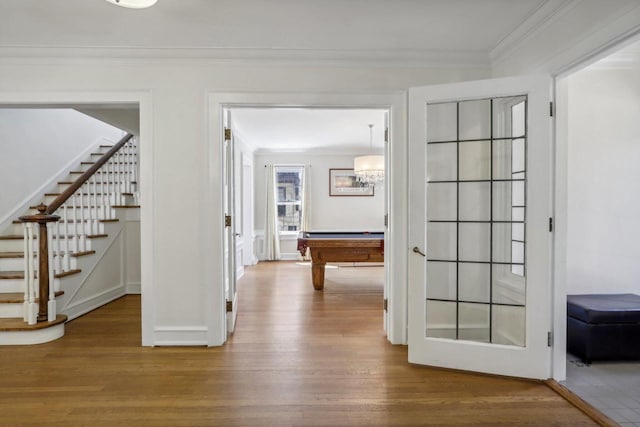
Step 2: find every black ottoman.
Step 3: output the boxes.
[567,293,640,363]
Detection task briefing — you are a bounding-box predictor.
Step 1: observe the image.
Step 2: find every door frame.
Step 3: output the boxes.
[206,91,407,346]
[550,31,640,380]
[0,89,154,345]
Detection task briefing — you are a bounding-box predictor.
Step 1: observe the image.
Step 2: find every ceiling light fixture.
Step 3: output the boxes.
[105,0,158,9]
[354,124,384,186]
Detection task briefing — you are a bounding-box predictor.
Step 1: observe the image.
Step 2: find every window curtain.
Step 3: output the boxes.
[300,164,312,260]
[264,164,281,260]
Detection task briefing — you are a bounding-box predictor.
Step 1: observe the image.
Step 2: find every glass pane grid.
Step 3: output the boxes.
[425,96,527,347]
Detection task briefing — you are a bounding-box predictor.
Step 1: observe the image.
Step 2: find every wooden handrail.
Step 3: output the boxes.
[46,133,134,214]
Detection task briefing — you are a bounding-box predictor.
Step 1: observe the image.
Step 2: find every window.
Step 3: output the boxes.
[275,166,304,233]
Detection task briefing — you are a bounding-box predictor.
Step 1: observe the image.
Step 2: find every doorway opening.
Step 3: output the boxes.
[555,39,640,420]
[222,106,391,338]
[0,101,143,342]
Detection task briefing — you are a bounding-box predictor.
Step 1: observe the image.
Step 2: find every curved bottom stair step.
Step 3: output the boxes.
[0,314,67,332]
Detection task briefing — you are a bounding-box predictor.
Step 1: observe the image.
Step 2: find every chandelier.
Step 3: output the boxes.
[354,124,384,186]
[105,0,158,8]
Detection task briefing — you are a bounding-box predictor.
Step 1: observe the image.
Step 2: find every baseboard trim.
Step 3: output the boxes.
[280,253,301,261]
[545,379,617,427]
[62,285,126,321]
[153,326,208,346]
[126,281,141,294]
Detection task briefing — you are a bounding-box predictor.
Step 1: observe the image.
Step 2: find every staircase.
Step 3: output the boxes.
[0,134,139,345]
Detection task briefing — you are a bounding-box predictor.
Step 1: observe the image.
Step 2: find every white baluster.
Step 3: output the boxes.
[101,164,107,220]
[72,193,79,253]
[91,176,98,234]
[47,222,56,321]
[123,143,129,194]
[86,177,96,235]
[53,218,62,274]
[77,191,86,252]
[62,204,70,271]
[22,223,30,322]
[26,223,37,325]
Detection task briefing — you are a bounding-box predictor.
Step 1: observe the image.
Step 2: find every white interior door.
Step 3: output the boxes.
[223,109,238,334]
[408,75,553,379]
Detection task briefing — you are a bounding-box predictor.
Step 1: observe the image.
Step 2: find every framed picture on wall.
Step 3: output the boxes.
[329,168,374,196]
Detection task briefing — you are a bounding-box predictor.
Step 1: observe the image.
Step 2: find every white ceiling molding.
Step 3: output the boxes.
[490,0,578,64]
[253,147,385,156]
[491,1,640,76]
[0,46,491,69]
[581,39,640,71]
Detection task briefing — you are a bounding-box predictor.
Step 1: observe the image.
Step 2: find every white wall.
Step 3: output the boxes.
[254,152,385,259]
[566,68,640,295]
[0,57,489,346]
[0,109,123,227]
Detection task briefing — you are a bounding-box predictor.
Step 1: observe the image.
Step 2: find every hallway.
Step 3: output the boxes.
[1,262,594,426]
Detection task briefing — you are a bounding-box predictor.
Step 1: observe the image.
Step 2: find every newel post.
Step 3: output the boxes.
[19,204,60,322]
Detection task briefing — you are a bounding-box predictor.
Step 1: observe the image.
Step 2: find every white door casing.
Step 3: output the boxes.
[408,75,553,379]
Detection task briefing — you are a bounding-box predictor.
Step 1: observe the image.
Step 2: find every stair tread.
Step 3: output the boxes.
[0,235,23,240]
[0,271,24,279]
[0,291,64,304]
[0,314,67,331]
[1,269,82,279]
[45,192,131,196]
[0,252,25,259]
[30,204,113,209]
[55,269,81,278]
[71,250,96,257]
[87,234,108,239]
[113,205,140,209]
[59,181,137,185]
[55,219,120,224]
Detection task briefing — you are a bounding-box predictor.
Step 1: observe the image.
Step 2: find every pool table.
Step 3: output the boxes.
[297,231,385,290]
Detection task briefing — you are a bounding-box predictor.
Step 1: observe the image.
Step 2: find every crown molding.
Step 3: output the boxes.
[0,46,490,69]
[490,0,578,65]
[254,146,383,156]
[587,51,640,70]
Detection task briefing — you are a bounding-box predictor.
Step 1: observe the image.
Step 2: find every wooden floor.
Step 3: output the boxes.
[0,261,595,426]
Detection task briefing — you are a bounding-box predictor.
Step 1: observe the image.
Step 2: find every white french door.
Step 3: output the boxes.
[407,75,553,379]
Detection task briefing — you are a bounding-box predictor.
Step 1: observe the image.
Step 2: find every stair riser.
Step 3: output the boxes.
[50,239,94,253]
[26,207,116,217]
[54,221,104,238]
[0,303,23,318]
[0,258,29,271]
[0,240,23,252]
[56,183,137,193]
[51,255,78,273]
[52,223,106,235]
[42,194,134,206]
[0,279,25,293]
[4,222,106,239]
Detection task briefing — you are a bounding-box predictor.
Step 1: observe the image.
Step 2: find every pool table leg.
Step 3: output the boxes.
[311,261,326,291]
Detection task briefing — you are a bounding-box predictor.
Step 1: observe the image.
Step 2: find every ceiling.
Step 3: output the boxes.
[2,1,637,151]
[230,108,386,153]
[0,0,552,64]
